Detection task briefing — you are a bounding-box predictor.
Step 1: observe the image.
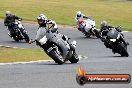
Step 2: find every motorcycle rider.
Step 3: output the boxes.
[4,11,22,37]
[29,14,78,64]
[100,20,122,34]
[37,14,58,33]
[29,14,69,45]
[75,11,92,31]
[100,20,128,48]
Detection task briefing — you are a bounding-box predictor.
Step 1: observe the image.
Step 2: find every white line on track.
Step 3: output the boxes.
[123,31,129,33]
[78,55,88,60]
[0,60,54,65]
[0,55,88,65]
[0,45,25,49]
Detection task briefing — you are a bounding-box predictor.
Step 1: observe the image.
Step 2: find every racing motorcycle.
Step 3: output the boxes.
[31,24,79,65]
[7,20,30,42]
[100,28,129,57]
[77,18,100,38]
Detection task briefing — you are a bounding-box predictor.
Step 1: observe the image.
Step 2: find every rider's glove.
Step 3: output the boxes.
[28,39,33,44]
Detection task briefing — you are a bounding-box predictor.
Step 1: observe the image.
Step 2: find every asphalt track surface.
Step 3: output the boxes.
[0,20,132,88]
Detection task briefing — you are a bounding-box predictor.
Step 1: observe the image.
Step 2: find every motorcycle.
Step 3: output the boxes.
[101,28,129,57]
[8,20,30,42]
[77,18,100,38]
[31,24,79,65]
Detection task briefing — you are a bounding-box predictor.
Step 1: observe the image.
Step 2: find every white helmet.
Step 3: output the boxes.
[5,11,12,16]
[37,14,47,20]
[76,11,82,17]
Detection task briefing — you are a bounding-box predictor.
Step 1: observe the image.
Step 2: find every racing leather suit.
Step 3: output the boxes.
[4,15,21,35]
[35,20,68,46]
[75,14,91,31]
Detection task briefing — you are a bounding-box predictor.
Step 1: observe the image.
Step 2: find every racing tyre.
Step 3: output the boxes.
[83,32,90,38]
[69,52,79,63]
[118,43,129,57]
[93,29,100,38]
[49,49,64,65]
[23,33,30,43]
[13,36,19,42]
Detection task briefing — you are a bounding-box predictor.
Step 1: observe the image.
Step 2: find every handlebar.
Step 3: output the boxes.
[45,24,54,32]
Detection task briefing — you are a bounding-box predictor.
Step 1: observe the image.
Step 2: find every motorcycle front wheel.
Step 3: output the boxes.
[23,33,30,43]
[49,48,64,65]
[93,29,100,38]
[12,35,19,42]
[69,52,79,63]
[83,32,90,38]
[118,43,129,57]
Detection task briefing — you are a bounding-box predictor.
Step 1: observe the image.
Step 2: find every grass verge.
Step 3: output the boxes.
[0,47,50,63]
[0,0,132,30]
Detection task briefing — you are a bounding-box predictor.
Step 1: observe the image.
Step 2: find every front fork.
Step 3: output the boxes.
[66,41,77,60]
[92,28,100,37]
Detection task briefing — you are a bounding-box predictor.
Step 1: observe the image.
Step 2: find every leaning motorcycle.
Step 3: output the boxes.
[32,24,79,65]
[7,20,30,42]
[77,18,100,38]
[101,28,129,57]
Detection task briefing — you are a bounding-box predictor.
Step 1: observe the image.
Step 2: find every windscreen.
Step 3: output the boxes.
[107,28,119,39]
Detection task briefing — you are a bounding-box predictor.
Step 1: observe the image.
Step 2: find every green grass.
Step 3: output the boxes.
[0,0,132,30]
[0,47,50,63]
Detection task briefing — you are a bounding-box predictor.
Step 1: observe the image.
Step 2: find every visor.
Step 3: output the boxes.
[77,14,81,17]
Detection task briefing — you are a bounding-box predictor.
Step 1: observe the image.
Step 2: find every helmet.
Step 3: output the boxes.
[5,11,12,16]
[37,14,47,25]
[37,14,47,20]
[76,11,82,18]
[100,20,108,28]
